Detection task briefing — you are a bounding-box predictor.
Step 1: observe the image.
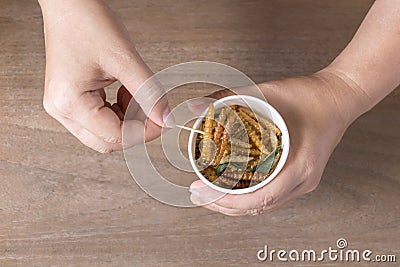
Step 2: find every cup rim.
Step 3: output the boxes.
[188,95,290,195]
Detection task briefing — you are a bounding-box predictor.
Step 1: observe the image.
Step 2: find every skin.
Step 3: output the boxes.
[39,0,169,153]
[190,0,400,216]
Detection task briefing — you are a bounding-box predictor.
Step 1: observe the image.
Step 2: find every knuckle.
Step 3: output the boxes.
[103,135,122,144]
[97,146,113,154]
[246,191,274,216]
[45,82,75,116]
[52,94,73,116]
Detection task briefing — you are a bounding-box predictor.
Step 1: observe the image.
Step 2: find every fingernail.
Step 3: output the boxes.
[191,197,201,206]
[163,107,175,128]
[189,188,200,197]
[191,191,216,205]
[190,192,202,206]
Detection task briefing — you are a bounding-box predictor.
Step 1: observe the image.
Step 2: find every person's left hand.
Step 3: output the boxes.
[189,69,366,216]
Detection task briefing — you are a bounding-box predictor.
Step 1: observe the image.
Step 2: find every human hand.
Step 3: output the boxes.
[189,69,368,216]
[39,0,169,152]
[189,0,400,216]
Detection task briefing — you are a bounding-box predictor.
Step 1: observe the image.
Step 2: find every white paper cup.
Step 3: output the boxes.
[188,95,290,194]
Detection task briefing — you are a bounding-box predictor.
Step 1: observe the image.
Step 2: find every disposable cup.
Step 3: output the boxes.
[188,95,290,194]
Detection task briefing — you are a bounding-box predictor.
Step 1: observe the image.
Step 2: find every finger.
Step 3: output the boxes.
[186,86,262,115]
[122,117,162,148]
[190,179,273,211]
[187,98,216,115]
[45,92,123,152]
[208,181,305,216]
[191,189,247,216]
[207,89,236,99]
[187,90,235,115]
[58,116,122,153]
[111,103,124,120]
[117,85,163,146]
[99,88,106,101]
[113,55,170,127]
[117,85,149,123]
[190,180,278,216]
[118,85,147,121]
[190,157,300,211]
[68,90,123,144]
[204,204,246,216]
[193,198,247,216]
[189,180,228,204]
[117,85,134,113]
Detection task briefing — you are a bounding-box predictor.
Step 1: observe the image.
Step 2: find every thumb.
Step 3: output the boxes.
[115,52,170,127]
[187,89,235,115]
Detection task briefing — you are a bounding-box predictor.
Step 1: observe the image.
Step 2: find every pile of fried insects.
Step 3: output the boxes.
[195,104,282,189]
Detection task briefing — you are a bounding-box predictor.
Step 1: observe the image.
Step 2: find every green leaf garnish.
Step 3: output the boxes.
[215,163,228,175]
[215,162,247,176]
[253,146,281,174]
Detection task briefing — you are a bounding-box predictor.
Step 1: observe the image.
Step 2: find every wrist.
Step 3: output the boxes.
[315,67,375,128]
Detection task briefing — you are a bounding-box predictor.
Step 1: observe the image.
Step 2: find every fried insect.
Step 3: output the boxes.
[264,131,278,150]
[239,107,280,151]
[213,107,227,143]
[237,109,264,134]
[220,155,253,165]
[248,156,261,170]
[244,121,270,154]
[213,108,236,166]
[230,137,251,148]
[230,122,247,141]
[199,104,215,166]
[203,166,218,182]
[222,171,254,181]
[239,106,278,135]
[219,172,253,189]
[237,110,271,154]
[231,145,261,157]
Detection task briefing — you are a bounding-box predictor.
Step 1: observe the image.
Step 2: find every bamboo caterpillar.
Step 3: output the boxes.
[213,107,227,143]
[198,104,215,166]
[230,137,251,148]
[220,155,254,165]
[213,108,236,166]
[239,106,278,135]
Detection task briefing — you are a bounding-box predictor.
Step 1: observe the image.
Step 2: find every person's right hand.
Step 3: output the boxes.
[39,0,169,153]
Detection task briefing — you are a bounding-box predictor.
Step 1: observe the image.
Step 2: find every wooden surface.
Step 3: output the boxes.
[1,0,399,266]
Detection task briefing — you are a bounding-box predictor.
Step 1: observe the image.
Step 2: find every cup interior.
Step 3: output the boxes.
[188,95,290,194]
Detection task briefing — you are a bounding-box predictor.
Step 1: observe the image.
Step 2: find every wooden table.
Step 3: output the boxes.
[1,0,399,266]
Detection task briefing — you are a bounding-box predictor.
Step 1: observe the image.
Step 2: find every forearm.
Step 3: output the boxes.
[323,0,400,124]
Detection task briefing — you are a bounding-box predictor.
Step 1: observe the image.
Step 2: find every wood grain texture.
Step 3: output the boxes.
[1,0,399,266]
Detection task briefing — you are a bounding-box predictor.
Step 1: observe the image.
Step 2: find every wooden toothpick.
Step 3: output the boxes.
[176,124,205,134]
